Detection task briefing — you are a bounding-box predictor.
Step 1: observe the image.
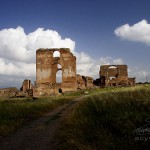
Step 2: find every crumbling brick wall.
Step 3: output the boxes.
[34,48,77,97]
[20,79,33,97]
[128,77,136,86]
[0,87,18,98]
[99,65,135,86]
[77,75,86,89]
[86,76,94,88]
[20,79,32,92]
[77,75,94,89]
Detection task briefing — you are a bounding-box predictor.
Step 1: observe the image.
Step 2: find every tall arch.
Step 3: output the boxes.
[56,70,62,83]
[35,48,77,97]
[56,64,62,83]
[107,65,119,78]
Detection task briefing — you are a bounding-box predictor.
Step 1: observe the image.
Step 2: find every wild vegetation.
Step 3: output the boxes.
[54,85,150,150]
[0,93,80,137]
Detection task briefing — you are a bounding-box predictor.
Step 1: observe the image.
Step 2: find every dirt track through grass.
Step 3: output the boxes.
[0,96,86,150]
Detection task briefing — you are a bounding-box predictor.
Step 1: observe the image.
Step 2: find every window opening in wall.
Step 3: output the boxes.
[108,66,118,77]
[56,70,62,83]
[57,64,62,70]
[53,51,60,57]
[56,64,62,83]
[109,77,116,80]
[108,66,117,69]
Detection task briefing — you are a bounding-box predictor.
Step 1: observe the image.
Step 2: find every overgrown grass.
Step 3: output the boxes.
[54,85,150,150]
[0,94,80,137]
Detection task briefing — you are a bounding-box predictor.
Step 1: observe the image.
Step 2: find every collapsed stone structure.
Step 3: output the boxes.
[94,65,135,86]
[33,48,94,97]
[20,79,33,92]
[77,75,93,89]
[0,79,34,98]
[0,87,19,98]
[0,48,94,98]
[20,79,34,97]
[0,49,136,98]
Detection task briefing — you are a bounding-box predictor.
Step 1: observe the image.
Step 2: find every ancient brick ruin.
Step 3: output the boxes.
[0,79,34,98]
[33,48,95,97]
[0,49,136,98]
[20,79,32,92]
[77,75,94,90]
[0,87,18,98]
[95,65,135,86]
[20,79,33,96]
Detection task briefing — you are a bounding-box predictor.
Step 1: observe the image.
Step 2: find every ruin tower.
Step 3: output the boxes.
[34,48,77,97]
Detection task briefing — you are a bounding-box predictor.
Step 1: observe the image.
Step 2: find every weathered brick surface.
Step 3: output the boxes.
[99,65,135,86]
[0,48,95,98]
[77,75,86,90]
[20,79,32,92]
[34,48,77,97]
[77,75,94,90]
[0,87,18,98]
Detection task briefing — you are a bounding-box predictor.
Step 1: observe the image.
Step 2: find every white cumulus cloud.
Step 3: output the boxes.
[114,19,150,46]
[129,69,150,83]
[0,26,75,87]
[113,58,124,64]
[76,52,124,78]
[0,26,75,63]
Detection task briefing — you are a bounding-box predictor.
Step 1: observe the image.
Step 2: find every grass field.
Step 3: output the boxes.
[0,93,80,137]
[54,85,150,150]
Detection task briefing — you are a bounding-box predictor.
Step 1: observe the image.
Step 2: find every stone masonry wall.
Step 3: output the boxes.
[99,65,135,86]
[34,48,77,97]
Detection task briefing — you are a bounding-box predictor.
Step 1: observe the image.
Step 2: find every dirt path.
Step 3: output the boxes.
[0,96,86,150]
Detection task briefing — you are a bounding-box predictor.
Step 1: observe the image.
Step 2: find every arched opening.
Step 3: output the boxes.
[108,66,118,78]
[56,64,62,83]
[108,66,117,69]
[53,51,60,57]
[56,70,62,83]
[57,64,62,69]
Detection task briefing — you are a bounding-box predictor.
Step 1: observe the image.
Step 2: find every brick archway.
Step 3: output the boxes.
[35,48,77,96]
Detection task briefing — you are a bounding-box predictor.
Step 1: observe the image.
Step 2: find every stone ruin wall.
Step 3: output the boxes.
[86,76,94,88]
[0,49,136,98]
[77,75,86,89]
[34,48,77,97]
[33,48,95,97]
[19,79,33,97]
[0,48,95,98]
[0,79,34,98]
[77,75,94,90]
[99,65,135,86]
[20,79,33,92]
[0,87,18,98]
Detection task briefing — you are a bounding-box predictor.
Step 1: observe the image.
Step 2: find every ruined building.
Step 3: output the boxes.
[34,48,77,97]
[0,48,94,98]
[33,48,94,97]
[94,65,135,87]
[0,87,18,98]
[20,79,33,92]
[20,79,33,97]
[77,75,94,90]
[0,49,137,98]
[0,79,34,98]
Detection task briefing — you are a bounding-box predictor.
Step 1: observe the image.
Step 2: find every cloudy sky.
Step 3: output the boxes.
[0,0,150,88]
